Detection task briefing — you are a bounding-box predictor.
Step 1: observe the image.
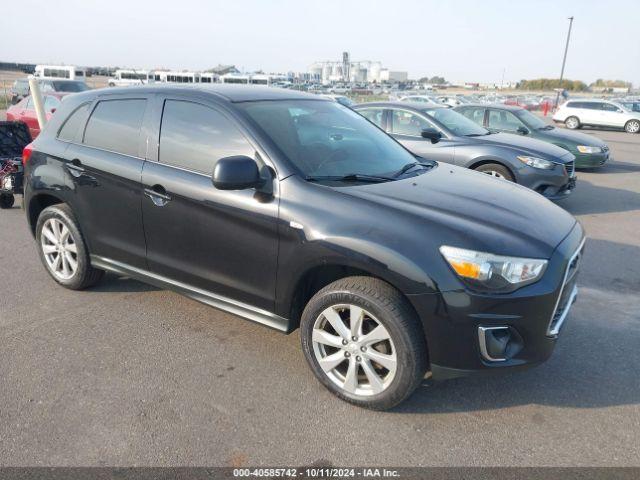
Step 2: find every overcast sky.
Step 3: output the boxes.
[3,0,639,85]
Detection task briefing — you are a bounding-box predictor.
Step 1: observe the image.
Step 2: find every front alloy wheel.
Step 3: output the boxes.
[301,276,428,410]
[312,304,397,396]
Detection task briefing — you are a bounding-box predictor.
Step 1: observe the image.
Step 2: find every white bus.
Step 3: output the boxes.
[34,65,86,81]
[199,72,219,84]
[221,73,251,84]
[108,70,149,87]
[164,71,201,83]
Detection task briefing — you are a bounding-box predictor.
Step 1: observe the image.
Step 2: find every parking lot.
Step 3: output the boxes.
[0,116,639,467]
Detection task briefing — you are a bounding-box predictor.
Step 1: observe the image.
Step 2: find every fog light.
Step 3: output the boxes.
[478,326,522,362]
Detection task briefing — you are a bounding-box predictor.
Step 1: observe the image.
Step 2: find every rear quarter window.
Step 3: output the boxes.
[83,99,147,157]
[58,103,91,142]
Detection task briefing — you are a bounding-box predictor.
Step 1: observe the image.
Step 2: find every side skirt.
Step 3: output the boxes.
[90,255,291,333]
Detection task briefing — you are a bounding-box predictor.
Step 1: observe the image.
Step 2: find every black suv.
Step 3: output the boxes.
[23,85,584,410]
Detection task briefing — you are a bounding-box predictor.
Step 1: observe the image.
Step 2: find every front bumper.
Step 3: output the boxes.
[515,160,577,201]
[408,223,585,381]
[574,151,610,169]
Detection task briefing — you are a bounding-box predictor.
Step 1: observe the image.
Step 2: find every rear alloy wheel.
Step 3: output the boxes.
[36,204,104,290]
[565,116,580,130]
[301,276,428,410]
[474,163,514,182]
[625,119,640,134]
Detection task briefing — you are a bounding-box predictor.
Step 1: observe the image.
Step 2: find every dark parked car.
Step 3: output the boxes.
[455,103,610,169]
[353,102,577,200]
[23,85,584,410]
[10,78,89,104]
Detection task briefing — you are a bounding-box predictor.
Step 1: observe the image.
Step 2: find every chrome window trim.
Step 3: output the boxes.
[547,237,586,337]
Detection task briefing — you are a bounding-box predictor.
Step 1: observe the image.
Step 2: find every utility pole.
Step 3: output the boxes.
[555,16,574,108]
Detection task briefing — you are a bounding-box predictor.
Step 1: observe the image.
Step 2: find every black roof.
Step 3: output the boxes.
[76,84,325,103]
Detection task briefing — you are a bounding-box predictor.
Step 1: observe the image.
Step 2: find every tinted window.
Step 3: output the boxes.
[159,100,255,174]
[358,108,385,128]
[600,103,620,112]
[391,109,430,136]
[52,81,89,92]
[83,99,147,156]
[487,110,522,131]
[238,100,417,178]
[422,108,488,136]
[58,103,90,142]
[459,107,485,125]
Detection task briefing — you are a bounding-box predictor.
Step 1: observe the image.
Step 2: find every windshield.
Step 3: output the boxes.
[514,109,549,129]
[52,81,89,92]
[422,108,488,136]
[238,100,419,179]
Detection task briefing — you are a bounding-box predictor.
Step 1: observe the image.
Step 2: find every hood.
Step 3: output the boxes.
[470,132,575,163]
[535,127,607,147]
[343,164,576,259]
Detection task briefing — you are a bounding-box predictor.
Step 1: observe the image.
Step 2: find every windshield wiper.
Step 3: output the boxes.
[305,173,394,183]
[538,125,555,130]
[465,132,491,137]
[394,161,433,178]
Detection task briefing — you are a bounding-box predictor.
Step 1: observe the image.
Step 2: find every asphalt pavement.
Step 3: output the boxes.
[1,123,639,467]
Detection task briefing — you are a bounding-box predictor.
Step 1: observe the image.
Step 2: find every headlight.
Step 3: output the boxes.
[440,245,548,292]
[517,155,555,170]
[576,145,602,154]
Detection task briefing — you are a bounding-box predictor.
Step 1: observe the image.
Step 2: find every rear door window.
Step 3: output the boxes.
[159,100,255,174]
[459,107,485,125]
[83,99,147,157]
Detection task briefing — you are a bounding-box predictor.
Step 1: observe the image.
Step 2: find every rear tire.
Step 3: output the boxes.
[474,163,514,181]
[35,204,104,290]
[0,194,15,209]
[565,116,580,130]
[624,119,640,134]
[300,276,428,410]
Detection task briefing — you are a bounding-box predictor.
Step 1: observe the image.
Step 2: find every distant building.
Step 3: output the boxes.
[309,53,406,84]
[208,64,240,76]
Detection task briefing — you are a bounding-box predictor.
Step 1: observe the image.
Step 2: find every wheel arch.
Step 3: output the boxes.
[27,193,65,236]
[468,157,516,179]
[284,262,425,336]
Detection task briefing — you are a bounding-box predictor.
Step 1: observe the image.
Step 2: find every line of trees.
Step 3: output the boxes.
[418,76,446,84]
[517,78,588,91]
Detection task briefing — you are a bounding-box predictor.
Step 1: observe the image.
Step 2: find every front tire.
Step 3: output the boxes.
[565,116,580,130]
[625,119,640,134]
[474,163,514,181]
[35,204,104,290]
[300,276,428,410]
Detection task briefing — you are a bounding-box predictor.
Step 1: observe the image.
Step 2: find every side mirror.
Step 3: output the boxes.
[213,156,262,190]
[517,126,529,135]
[421,127,442,143]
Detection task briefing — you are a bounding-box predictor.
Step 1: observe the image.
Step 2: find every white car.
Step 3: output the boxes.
[399,95,440,105]
[553,99,640,133]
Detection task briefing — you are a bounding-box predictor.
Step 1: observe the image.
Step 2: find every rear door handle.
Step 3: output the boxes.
[144,185,172,207]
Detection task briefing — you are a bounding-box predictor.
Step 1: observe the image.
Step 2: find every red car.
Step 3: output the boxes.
[6,93,67,138]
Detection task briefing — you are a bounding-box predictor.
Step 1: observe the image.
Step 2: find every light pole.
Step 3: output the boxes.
[555,16,574,108]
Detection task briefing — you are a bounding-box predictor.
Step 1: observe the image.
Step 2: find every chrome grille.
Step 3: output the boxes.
[565,161,575,178]
[547,239,585,336]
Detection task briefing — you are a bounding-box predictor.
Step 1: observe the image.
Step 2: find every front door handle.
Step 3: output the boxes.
[144,185,172,207]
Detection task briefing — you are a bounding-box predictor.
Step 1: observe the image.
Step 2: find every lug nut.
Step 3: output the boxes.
[351,336,358,341]
[342,339,348,346]
[360,346,366,352]
[344,352,351,357]
[356,356,361,362]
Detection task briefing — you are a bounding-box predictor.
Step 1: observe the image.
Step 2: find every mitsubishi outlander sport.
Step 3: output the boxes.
[22,85,584,410]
